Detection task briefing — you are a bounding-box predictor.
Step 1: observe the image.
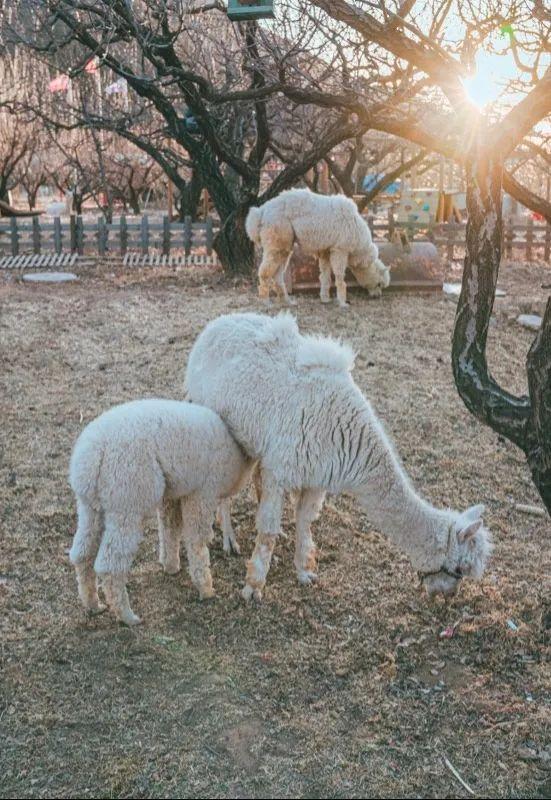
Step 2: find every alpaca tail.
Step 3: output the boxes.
[245,206,263,245]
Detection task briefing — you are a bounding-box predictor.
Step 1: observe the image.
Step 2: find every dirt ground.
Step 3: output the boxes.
[1,260,550,800]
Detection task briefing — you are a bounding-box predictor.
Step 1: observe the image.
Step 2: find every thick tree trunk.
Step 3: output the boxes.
[175,169,203,221]
[452,148,530,448]
[213,205,255,276]
[128,188,141,215]
[526,298,551,511]
[452,139,551,514]
[27,188,38,210]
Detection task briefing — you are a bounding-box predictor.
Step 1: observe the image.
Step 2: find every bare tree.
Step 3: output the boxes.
[7,1,423,272]
[306,0,551,511]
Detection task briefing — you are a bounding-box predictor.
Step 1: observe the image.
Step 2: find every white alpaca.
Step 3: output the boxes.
[245,188,390,307]
[69,399,252,625]
[185,313,492,602]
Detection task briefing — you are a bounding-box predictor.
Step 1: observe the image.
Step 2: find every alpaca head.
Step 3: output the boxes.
[349,251,390,294]
[422,504,492,598]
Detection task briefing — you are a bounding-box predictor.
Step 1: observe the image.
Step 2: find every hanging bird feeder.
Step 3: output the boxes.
[227,1,275,21]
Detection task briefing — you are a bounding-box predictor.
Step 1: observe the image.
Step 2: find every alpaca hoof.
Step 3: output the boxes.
[119,611,141,627]
[162,561,181,575]
[337,301,350,310]
[298,570,318,586]
[223,539,241,556]
[199,587,215,600]
[368,288,382,299]
[285,296,298,306]
[86,602,107,616]
[320,296,331,304]
[242,584,262,603]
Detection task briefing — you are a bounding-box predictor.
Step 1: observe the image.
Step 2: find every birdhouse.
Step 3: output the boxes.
[227,1,275,21]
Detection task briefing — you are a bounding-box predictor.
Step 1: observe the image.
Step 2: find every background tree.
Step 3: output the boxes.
[305,0,551,511]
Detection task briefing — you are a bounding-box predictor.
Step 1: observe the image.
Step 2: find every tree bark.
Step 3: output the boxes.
[213,205,255,276]
[175,169,203,221]
[452,137,551,514]
[526,298,551,511]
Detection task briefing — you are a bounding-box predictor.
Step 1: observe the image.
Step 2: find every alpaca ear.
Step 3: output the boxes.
[458,518,483,544]
[458,504,485,525]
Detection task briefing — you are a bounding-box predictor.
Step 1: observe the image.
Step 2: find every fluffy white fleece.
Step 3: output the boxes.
[69,399,251,624]
[185,312,492,601]
[246,188,390,307]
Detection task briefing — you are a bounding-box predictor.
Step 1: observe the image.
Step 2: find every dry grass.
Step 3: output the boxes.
[0,260,550,799]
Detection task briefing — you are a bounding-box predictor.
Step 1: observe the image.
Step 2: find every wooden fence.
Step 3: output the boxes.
[1,212,550,267]
[0,214,217,263]
[370,215,551,263]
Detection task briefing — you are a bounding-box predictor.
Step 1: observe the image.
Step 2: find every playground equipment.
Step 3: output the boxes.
[396,187,465,224]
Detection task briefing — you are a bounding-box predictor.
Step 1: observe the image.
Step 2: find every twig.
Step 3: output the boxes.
[514,503,546,517]
[443,756,475,796]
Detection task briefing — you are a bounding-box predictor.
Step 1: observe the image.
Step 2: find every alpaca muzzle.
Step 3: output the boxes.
[420,566,462,598]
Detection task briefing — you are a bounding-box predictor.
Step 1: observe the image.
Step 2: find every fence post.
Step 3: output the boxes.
[70,215,77,253]
[9,218,18,256]
[53,217,62,254]
[119,214,128,256]
[545,221,551,264]
[32,216,41,254]
[184,215,192,256]
[205,217,213,255]
[76,215,84,256]
[526,215,533,262]
[505,216,514,260]
[97,216,108,257]
[387,207,395,241]
[140,214,149,255]
[367,214,375,238]
[446,222,455,262]
[162,215,171,256]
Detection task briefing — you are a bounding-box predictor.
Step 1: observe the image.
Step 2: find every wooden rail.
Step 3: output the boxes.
[0,214,216,264]
[0,213,549,267]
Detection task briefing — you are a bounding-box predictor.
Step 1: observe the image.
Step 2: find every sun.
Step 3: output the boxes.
[462,49,518,108]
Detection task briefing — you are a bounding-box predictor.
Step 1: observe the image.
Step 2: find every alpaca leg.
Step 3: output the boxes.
[158,497,183,574]
[273,253,297,306]
[242,468,284,602]
[182,494,215,599]
[69,499,104,613]
[330,249,349,308]
[294,489,326,585]
[251,462,262,503]
[258,249,288,304]
[94,512,143,625]
[319,252,332,303]
[102,574,140,627]
[217,497,240,555]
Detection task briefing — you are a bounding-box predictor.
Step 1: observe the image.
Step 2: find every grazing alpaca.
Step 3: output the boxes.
[245,188,390,307]
[185,313,492,602]
[69,399,252,625]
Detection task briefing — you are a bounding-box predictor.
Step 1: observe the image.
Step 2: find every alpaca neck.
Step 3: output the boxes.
[350,425,451,572]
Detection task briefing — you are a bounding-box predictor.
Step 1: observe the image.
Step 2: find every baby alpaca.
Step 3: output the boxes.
[245,188,390,307]
[69,399,251,625]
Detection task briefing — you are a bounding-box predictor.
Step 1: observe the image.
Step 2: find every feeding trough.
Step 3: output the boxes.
[287,231,443,296]
[377,233,443,290]
[227,1,275,21]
